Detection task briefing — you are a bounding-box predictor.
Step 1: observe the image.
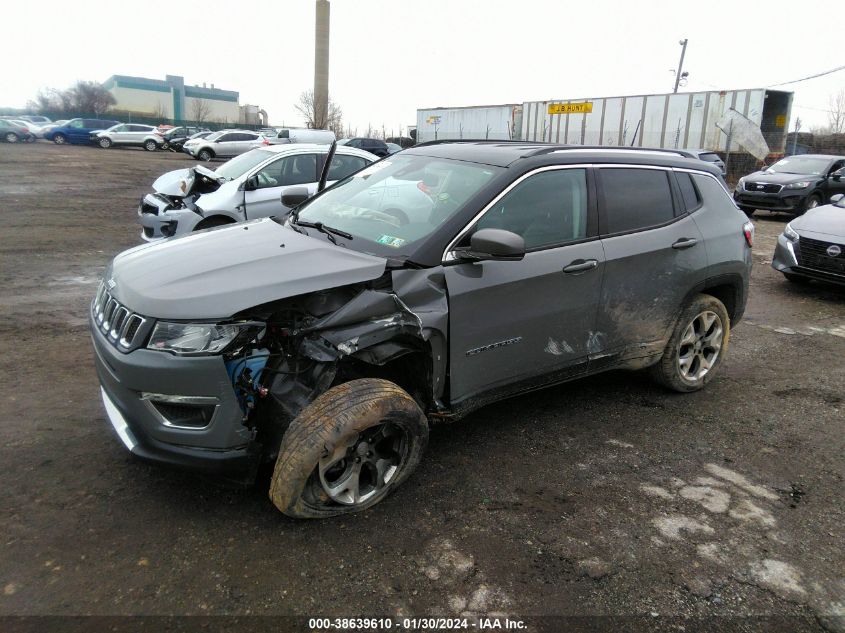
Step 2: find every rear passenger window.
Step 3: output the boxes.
[601,168,674,234]
[474,169,588,250]
[675,172,701,213]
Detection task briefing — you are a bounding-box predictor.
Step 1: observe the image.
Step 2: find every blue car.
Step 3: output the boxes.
[44,117,121,145]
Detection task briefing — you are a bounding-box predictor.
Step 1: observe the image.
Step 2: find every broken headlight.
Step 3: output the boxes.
[147,322,260,356]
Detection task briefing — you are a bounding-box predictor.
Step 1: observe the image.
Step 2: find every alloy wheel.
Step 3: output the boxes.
[677,310,723,382]
[5,133,17,143]
[318,422,408,505]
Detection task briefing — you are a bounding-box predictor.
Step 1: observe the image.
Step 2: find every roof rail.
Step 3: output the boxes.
[413,139,548,148]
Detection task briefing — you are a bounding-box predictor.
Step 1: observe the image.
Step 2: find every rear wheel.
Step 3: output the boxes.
[143,139,158,152]
[650,294,730,393]
[53,133,67,145]
[197,148,213,161]
[269,379,429,519]
[98,137,112,149]
[4,132,18,143]
[739,205,755,217]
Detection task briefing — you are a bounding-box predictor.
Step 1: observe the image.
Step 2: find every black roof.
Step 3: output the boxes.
[403,141,717,173]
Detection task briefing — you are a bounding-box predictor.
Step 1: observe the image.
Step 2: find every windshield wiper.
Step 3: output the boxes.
[291,218,353,244]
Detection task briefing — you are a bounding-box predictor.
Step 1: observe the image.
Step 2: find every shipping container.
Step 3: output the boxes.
[416,104,522,143]
[520,88,793,155]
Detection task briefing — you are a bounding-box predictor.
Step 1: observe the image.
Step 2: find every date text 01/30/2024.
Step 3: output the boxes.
[308,617,528,630]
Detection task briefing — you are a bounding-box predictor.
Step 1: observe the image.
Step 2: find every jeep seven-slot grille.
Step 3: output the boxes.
[797,237,845,275]
[92,282,147,349]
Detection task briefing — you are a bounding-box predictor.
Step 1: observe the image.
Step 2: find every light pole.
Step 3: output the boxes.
[673,39,688,93]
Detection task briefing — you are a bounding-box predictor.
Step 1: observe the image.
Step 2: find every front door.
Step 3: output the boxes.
[444,167,604,405]
[244,153,319,218]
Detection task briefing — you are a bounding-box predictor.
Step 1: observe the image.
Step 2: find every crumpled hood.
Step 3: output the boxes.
[792,204,845,240]
[744,171,822,186]
[108,218,387,320]
[151,165,224,197]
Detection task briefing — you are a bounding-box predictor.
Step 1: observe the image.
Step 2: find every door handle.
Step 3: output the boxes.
[672,238,698,249]
[562,259,598,274]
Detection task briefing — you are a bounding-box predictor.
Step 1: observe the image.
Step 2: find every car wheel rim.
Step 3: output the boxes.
[55,136,64,144]
[677,310,723,382]
[5,133,16,143]
[100,140,109,148]
[318,422,408,506]
[808,198,819,209]
[146,142,155,150]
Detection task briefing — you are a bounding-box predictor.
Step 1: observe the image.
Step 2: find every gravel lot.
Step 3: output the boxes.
[1,143,843,632]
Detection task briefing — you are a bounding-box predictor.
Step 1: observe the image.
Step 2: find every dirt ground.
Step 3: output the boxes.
[0,143,843,632]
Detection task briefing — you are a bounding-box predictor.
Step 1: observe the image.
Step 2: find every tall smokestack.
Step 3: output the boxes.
[314,0,330,129]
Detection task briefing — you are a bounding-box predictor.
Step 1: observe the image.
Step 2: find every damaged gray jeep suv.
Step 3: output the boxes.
[91,142,753,518]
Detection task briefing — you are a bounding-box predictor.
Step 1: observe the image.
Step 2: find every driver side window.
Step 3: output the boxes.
[254,154,318,189]
[470,169,588,250]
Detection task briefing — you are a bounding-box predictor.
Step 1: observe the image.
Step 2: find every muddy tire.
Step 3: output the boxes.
[269,379,428,519]
[650,293,730,393]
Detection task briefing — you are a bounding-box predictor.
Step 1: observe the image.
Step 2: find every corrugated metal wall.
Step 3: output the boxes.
[520,89,787,152]
[416,105,519,143]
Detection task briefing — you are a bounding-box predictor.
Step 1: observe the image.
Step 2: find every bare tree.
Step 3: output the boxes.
[190,99,212,125]
[828,90,845,134]
[294,90,343,134]
[67,81,116,115]
[152,101,168,121]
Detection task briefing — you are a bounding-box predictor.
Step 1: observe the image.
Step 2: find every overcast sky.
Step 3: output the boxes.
[2,0,842,135]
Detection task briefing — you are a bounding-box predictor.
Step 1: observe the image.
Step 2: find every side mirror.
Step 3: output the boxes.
[459,228,525,262]
[832,169,843,181]
[281,186,311,208]
[831,193,844,204]
[243,175,259,191]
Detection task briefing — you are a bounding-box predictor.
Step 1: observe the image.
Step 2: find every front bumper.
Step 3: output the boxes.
[91,313,259,473]
[138,194,201,241]
[733,188,808,212]
[771,234,845,286]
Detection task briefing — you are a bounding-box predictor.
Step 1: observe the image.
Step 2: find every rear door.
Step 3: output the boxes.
[66,119,87,142]
[593,165,706,365]
[214,133,239,156]
[444,166,604,405]
[243,152,319,218]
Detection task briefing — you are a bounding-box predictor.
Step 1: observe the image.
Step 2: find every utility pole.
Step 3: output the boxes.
[673,38,688,93]
[314,0,330,129]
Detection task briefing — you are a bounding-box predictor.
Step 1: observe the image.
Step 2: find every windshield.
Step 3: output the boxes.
[204,131,223,142]
[214,149,274,181]
[295,154,502,256]
[765,156,830,176]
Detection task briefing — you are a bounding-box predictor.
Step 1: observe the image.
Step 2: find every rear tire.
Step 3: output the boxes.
[650,294,730,393]
[53,133,67,145]
[739,205,755,217]
[4,132,18,143]
[143,139,158,152]
[269,379,429,519]
[98,138,112,149]
[197,149,213,161]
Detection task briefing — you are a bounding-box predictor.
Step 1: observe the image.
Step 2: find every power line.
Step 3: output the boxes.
[767,64,845,87]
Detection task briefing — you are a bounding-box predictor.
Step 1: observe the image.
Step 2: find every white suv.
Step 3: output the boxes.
[93,124,163,151]
[182,129,264,161]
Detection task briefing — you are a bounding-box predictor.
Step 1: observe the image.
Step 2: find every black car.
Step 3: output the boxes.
[734,154,845,216]
[340,137,390,157]
[165,129,212,152]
